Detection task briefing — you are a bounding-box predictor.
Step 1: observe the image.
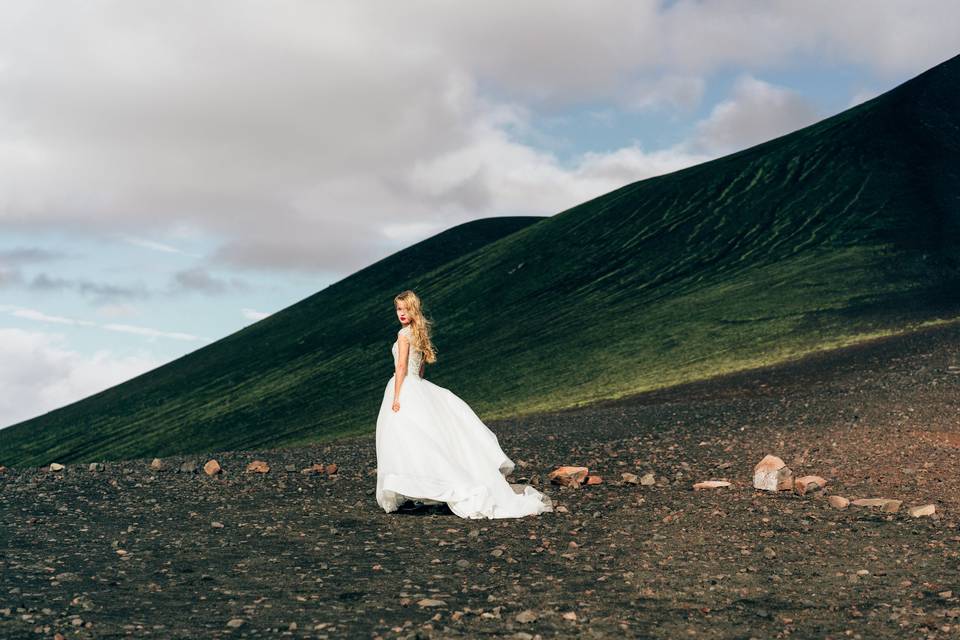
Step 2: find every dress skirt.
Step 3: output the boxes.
[375,373,553,519]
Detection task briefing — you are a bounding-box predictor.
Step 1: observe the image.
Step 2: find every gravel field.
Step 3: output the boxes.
[3,322,960,639]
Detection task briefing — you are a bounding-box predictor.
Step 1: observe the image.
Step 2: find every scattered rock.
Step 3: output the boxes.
[203,459,222,475]
[548,466,589,487]
[851,498,895,508]
[179,460,198,474]
[515,610,538,623]
[88,462,105,472]
[150,458,166,471]
[640,473,656,486]
[417,598,447,608]
[561,611,578,621]
[753,455,792,492]
[226,618,245,628]
[882,499,903,513]
[693,480,732,490]
[828,495,850,509]
[620,472,639,484]
[585,474,603,485]
[794,475,827,495]
[245,460,270,474]
[909,504,936,517]
[211,521,225,528]
[0,465,7,474]
[48,463,65,472]
[325,463,338,475]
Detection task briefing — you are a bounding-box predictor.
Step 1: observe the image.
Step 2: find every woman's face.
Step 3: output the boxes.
[395,301,411,325]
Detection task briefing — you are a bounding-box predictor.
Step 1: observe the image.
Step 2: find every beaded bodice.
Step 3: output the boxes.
[391,325,423,378]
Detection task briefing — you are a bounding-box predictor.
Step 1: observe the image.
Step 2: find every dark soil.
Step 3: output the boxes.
[3,322,960,639]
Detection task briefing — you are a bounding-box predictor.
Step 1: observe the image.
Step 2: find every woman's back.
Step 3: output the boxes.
[392,325,424,377]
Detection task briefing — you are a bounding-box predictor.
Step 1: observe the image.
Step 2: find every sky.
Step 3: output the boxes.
[1,0,958,430]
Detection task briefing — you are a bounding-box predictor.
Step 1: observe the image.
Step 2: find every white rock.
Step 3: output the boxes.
[753,455,791,492]
[693,480,732,490]
[908,504,936,517]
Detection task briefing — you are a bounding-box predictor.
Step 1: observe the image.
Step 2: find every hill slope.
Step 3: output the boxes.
[3,54,960,467]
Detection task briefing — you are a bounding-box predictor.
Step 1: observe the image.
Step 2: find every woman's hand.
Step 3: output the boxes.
[392,400,400,412]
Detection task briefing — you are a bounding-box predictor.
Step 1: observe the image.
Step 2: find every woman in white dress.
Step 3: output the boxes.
[375,290,553,519]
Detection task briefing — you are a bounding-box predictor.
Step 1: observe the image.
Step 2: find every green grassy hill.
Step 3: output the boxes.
[3,54,960,467]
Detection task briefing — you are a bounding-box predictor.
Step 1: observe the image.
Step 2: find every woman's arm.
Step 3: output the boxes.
[392,333,409,411]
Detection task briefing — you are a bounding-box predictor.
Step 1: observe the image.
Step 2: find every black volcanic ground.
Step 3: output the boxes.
[3,321,960,639]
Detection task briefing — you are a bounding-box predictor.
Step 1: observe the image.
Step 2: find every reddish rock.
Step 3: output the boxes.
[620,472,639,484]
[908,504,936,517]
[753,455,791,492]
[548,466,589,487]
[793,475,827,495]
[640,473,656,486]
[245,460,270,474]
[150,458,166,471]
[203,459,222,475]
[883,499,903,513]
[693,480,732,490]
[0,465,7,475]
[828,495,850,509]
[586,475,603,485]
[851,498,895,508]
[325,463,338,475]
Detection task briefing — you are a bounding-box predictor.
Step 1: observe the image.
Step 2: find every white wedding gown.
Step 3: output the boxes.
[375,325,553,519]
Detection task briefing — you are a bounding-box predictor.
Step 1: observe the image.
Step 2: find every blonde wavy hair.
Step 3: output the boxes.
[394,290,437,364]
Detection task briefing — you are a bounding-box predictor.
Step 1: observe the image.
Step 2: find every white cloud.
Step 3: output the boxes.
[95,303,141,319]
[618,75,706,113]
[10,307,92,326]
[1,1,956,277]
[241,308,271,321]
[117,233,190,255]
[0,327,163,429]
[0,304,206,342]
[690,75,821,154]
[100,323,204,342]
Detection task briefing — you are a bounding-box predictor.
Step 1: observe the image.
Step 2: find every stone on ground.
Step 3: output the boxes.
[828,495,850,509]
[203,459,222,475]
[693,480,732,490]
[753,455,791,491]
[908,504,936,517]
[794,475,827,495]
[245,460,270,473]
[851,498,896,508]
[548,466,589,487]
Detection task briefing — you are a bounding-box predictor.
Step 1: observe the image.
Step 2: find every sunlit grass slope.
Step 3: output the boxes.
[3,54,960,467]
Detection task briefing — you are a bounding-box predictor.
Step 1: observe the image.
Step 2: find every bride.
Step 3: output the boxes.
[375,290,553,519]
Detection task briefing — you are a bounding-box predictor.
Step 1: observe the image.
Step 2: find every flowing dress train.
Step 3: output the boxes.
[375,325,553,519]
